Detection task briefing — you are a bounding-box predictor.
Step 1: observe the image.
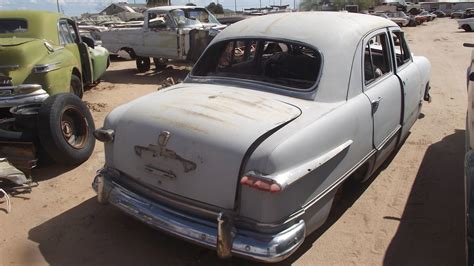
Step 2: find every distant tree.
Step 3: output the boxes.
[147,0,169,7]
[300,0,322,11]
[206,2,224,14]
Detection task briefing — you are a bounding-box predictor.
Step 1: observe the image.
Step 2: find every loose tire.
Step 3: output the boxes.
[71,74,83,99]
[136,57,151,72]
[153,57,167,71]
[0,118,34,142]
[38,93,95,165]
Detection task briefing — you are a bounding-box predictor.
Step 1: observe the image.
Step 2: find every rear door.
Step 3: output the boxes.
[362,29,403,166]
[389,29,422,139]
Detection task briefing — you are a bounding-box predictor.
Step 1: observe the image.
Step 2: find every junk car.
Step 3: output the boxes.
[93,12,431,262]
[0,10,106,173]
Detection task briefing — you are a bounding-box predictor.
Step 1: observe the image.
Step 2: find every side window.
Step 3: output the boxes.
[58,21,74,45]
[148,12,170,29]
[391,31,411,68]
[364,32,392,85]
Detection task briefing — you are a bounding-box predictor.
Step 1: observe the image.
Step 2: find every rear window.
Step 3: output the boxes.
[0,19,28,34]
[192,39,322,90]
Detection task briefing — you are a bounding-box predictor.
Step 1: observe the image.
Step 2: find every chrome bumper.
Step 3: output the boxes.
[92,171,306,262]
[0,84,48,108]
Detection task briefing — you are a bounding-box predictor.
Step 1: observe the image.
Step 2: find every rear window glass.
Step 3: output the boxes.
[0,19,28,34]
[192,39,322,90]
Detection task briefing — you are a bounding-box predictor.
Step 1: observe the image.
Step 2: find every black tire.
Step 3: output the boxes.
[9,103,41,130]
[463,25,472,32]
[153,57,167,71]
[71,74,83,98]
[0,118,34,142]
[136,57,151,73]
[37,93,95,165]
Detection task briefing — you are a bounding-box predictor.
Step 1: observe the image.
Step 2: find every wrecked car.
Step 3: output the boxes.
[93,12,431,262]
[0,10,109,102]
[0,10,102,174]
[100,6,225,72]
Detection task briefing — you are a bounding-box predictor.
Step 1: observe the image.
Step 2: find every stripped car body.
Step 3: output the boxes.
[100,6,225,71]
[93,12,431,262]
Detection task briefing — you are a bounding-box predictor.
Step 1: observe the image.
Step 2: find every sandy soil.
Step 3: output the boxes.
[0,18,472,266]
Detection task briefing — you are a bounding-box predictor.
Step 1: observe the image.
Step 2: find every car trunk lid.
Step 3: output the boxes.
[110,84,301,209]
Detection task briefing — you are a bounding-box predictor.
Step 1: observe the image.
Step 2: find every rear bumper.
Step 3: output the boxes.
[92,169,306,263]
[0,84,48,108]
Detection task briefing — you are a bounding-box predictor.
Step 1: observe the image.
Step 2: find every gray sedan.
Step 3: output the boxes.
[93,12,431,262]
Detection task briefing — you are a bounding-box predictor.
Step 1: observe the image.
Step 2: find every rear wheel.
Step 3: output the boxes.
[136,57,151,72]
[463,25,472,32]
[70,74,83,99]
[38,93,95,165]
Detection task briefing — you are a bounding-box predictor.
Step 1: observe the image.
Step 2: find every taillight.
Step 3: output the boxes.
[240,172,281,193]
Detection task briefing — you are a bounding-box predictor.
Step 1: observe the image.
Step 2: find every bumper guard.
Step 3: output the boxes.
[92,170,306,262]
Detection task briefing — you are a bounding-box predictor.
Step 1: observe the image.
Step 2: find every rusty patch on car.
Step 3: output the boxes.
[134,131,197,173]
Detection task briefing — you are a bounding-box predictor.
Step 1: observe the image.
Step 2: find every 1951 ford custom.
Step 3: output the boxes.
[92,12,431,262]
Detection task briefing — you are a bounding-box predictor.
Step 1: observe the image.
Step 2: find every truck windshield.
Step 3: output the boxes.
[192,39,322,91]
[0,19,27,34]
[170,8,220,27]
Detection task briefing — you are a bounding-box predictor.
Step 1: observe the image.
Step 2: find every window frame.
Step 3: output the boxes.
[362,29,394,90]
[390,29,412,71]
[190,37,324,92]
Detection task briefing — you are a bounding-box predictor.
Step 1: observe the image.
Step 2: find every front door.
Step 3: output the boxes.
[363,29,403,166]
[142,11,179,59]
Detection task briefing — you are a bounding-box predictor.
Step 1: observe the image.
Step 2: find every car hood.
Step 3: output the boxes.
[105,84,301,209]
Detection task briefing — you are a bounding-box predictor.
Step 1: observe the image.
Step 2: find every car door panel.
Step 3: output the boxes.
[362,29,403,167]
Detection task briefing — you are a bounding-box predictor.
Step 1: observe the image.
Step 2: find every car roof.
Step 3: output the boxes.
[210,12,398,102]
[214,11,397,52]
[0,10,66,44]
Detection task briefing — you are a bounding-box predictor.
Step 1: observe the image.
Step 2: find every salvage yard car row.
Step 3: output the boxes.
[3,6,474,264]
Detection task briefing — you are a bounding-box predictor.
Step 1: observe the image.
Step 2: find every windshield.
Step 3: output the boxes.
[170,8,220,27]
[0,19,27,34]
[192,39,322,90]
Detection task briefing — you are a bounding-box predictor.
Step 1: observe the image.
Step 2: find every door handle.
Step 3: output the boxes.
[371,96,383,114]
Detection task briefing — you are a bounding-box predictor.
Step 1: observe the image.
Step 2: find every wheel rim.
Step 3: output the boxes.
[60,106,88,149]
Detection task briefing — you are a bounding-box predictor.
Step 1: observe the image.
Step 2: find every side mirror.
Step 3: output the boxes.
[81,36,95,49]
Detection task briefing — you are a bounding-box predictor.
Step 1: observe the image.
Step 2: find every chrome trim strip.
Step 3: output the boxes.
[93,175,306,262]
[260,140,353,190]
[0,65,20,71]
[302,149,377,211]
[376,125,401,151]
[32,62,61,73]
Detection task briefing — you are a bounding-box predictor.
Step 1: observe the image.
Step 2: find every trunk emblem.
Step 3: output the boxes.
[134,131,197,173]
[158,131,171,146]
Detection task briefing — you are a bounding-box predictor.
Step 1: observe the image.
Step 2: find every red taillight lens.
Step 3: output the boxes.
[240,175,281,193]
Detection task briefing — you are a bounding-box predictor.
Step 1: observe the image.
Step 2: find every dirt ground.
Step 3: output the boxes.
[0,18,472,266]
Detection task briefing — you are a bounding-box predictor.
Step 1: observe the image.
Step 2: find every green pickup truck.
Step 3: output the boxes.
[0,10,109,106]
[0,10,109,170]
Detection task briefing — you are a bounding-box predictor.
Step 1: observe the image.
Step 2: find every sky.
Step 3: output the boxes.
[0,0,299,16]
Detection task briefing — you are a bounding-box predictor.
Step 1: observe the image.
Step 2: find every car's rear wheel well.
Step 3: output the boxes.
[462,24,472,32]
[120,47,137,59]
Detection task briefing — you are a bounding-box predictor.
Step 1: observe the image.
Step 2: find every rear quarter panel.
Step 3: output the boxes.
[240,94,373,229]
